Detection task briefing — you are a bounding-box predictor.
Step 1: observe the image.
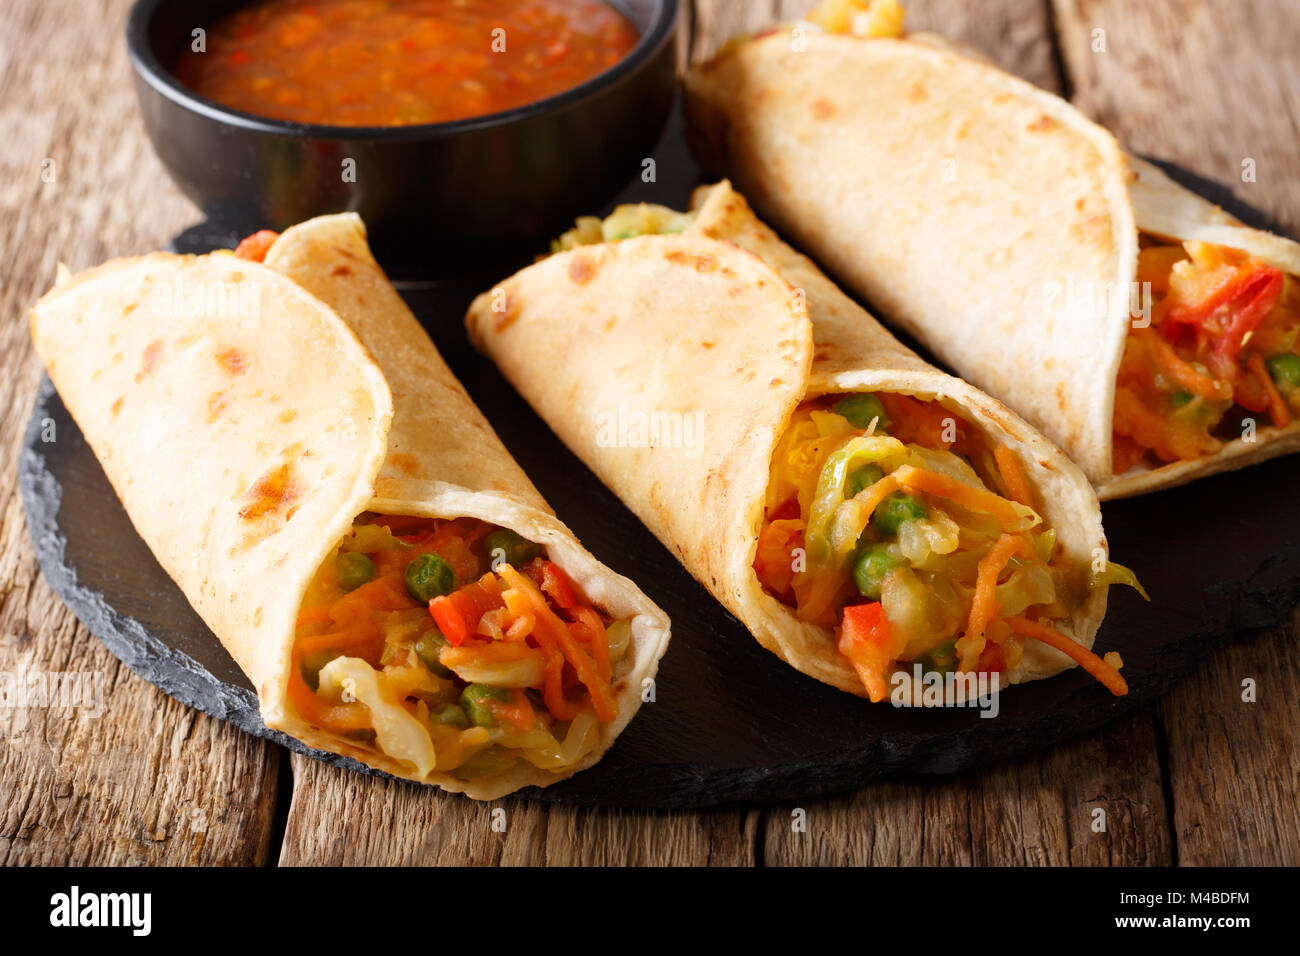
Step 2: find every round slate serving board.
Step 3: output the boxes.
[19,109,1300,808]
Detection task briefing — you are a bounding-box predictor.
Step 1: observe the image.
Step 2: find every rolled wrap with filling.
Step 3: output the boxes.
[683,0,1300,499]
[28,214,670,799]
[468,181,1130,703]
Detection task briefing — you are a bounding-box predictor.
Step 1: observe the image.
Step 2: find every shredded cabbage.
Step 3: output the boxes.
[318,657,437,776]
[1089,560,1150,601]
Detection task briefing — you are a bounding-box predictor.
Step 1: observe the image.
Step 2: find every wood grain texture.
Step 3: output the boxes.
[1157,610,1300,865]
[1054,0,1300,237]
[0,0,280,866]
[281,754,757,865]
[761,709,1171,865]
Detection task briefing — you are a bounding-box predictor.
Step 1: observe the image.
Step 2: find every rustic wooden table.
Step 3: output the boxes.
[1,0,1297,867]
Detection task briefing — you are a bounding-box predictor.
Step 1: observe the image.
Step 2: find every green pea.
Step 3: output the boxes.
[404,553,455,603]
[872,493,928,536]
[846,463,885,499]
[1265,352,1300,388]
[435,703,469,729]
[483,528,541,570]
[461,683,511,728]
[1168,389,1194,408]
[852,544,899,600]
[414,629,450,677]
[920,639,958,675]
[833,393,892,430]
[299,650,339,692]
[336,552,375,591]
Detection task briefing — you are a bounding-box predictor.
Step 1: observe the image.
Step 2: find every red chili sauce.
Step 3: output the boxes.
[173,0,640,126]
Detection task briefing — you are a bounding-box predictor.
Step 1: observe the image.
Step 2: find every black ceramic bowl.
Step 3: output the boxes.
[127,0,679,276]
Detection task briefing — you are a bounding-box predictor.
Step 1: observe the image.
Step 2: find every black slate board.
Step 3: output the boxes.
[19,106,1300,807]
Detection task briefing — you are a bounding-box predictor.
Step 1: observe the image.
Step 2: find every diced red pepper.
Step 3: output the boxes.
[232,230,279,263]
[837,602,903,703]
[1164,261,1284,365]
[523,559,577,611]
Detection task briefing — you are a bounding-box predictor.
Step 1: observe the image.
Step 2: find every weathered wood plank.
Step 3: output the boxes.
[1054,0,1300,237]
[0,0,281,866]
[1157,611,1300,865]
[1054,0,1300,868]
[762,709,1171,865]
[280,754,757,865]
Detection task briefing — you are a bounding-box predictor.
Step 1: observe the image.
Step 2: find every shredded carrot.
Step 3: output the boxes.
[1006,615,1128,696]
[499,585,573,721]
[1247,352,1291,428]
[992,445,1034,509]
[958,534,1031,671]
[850,472,902,516]
[1113,385,1218,461]
[489,689,538,733]
[286,658,372,733]
[892,465,1029,527]
[295,605,333,629]
[1134,327,1228,400]
[571,605,612,682]
[499,565,617,722]
[328,572,414,625]
[295,620,383,658]
[753,518,803,599]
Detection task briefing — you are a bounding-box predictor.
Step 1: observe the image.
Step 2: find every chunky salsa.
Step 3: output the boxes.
[1113,236,1300,473]
[292,513,630,779]
[173,0,640,127]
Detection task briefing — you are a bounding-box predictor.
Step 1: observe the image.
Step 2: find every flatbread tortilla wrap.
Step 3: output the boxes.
[683,1,1300,500]
[467,181,1131,704]
[28,214,670,799]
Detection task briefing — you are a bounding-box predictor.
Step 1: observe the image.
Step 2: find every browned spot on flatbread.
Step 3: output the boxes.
[279,409,297,424]
[1055,382,1068,411]
[664,250,717,273]
[567,253,598,285]
[331,264,352,277]
[811,97,837,120]
[238,460,300,521]
[135,339,164,382]
[389,452,420,476]
[207,390,229,423]
[217,347,248,375]
[908,81,928,102]
[111,397,124,417]
[1027,114,1057,133]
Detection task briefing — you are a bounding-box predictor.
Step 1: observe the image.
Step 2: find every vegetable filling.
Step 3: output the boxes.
[1113,238,1300,473]
[756,393,1129,701]
[291,514,629,780]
